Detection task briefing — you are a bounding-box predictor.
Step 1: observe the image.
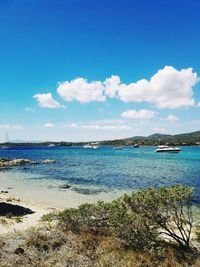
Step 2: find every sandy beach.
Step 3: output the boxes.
[0,190,55,235]
[0,170,124,235]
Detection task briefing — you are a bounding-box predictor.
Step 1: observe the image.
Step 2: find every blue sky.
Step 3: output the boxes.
[0,0,200,142]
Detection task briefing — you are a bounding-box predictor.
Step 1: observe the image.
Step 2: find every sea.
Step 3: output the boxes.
[0,146,200,207]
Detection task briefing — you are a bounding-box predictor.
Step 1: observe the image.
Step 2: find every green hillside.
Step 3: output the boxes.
[0,130,200,147]
[101,130,200,146]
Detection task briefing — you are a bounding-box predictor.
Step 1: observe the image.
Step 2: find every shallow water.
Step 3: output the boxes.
[0,146,200,206]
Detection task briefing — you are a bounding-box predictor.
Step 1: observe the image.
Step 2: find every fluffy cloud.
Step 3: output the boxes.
[118,66,198,108]
[37,66,199,109]
[103,75,121,97]
[43,123,56,128]
[121,109,156,119]
[57,78,105,103]
[33,93,64,109]
[167,114,179,122]
[197,102,200,107]
[0,124,23,129]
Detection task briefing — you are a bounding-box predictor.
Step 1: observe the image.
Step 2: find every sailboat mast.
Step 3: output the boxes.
[6,132,9,143]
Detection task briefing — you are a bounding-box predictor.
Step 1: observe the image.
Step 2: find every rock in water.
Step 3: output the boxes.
[41,159,57,164]
[8,159,32,166]
[58,184,71,189]
[0,158,10,162]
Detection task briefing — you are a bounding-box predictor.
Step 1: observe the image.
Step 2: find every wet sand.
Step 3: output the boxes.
[0,170,124,235]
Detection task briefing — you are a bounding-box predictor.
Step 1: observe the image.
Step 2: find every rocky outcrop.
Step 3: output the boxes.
[0,158,56,169]
[41,159,57,164]
[0,158,10,162]
[7,159,36,166]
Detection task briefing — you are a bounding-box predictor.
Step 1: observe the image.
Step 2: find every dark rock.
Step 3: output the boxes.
[72,188,103,195]
[0,158,10,162]
[58,184,71,189]
[1,191,8,194]
[0,202,34,216]
[14,247,25,254]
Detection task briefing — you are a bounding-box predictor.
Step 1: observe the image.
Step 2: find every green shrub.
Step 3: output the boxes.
[58,201,113,235]
[109,200,160,252]
[122,185,194,249]
[58,185,194,252]
[41,212,58,223]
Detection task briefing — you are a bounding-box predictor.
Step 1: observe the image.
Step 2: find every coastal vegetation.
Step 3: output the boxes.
[1,185,200,266]
[1,130,199,147]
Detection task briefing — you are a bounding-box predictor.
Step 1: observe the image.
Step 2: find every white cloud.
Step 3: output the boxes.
[25,107,35,112]
[118,66,198,108]
[121,109,156,119]
[104,75,121,97]
[197,102,200,107]
[57,78,106,103]
[167,114,179,122]
[153,127,166,133]
[60,123,131,131]
[81,124,131,131]
[61,123,78,128]
[43,123,56,128]
[90,119,125,125]
[37,66,199,109]
[33,93,64,109]
[0,124,23,129]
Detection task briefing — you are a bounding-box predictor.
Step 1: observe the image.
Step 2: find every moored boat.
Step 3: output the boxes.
[113,146,123,150]
[155,145,181,153]
[48,143,56,147]
[83,142,100,149]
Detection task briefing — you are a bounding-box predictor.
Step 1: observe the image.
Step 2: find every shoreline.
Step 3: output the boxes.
[0,170,125,209]
[0,191,54,235]
[0,170,124,235]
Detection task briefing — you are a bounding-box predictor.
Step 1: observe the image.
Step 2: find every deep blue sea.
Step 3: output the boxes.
[1,146,200,202]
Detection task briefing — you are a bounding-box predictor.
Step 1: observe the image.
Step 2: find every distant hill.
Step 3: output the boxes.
[100,130,200,146]
[147,133,172,140]
[0,130,200,147]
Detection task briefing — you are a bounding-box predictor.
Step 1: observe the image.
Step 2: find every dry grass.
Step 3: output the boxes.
[0,226,199,267]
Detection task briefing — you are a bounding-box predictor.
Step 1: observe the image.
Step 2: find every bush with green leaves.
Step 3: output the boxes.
[58,201,113,235]
[120,185,194,249]
[109,200,160,252]
[58,185,194,251]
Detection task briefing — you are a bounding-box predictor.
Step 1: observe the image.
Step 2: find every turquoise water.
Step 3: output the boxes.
[1,146,200,201]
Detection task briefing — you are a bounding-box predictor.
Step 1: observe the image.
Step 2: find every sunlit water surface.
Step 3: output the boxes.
[0,146,200,207]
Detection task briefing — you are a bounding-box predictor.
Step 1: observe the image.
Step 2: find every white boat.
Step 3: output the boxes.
[83,143,100,149]
[91,142,100,149]
[134,144,139,148]
[48,143,56,147]
[155,145,181,153]
[83,144,93,148]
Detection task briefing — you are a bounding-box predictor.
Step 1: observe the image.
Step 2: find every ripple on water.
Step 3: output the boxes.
[0,146,200,199]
